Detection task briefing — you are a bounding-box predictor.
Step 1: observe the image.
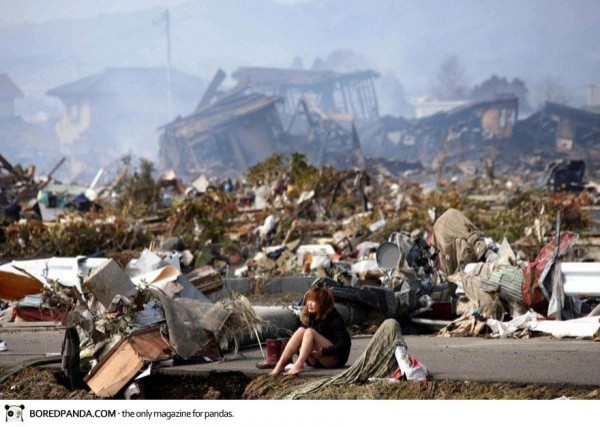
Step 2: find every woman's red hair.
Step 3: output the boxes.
[302,285,335,320]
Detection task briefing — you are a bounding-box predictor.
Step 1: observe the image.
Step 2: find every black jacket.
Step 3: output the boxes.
[305,308,351,367]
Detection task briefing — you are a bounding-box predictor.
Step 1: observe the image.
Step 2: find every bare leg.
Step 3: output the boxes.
[270,327,305,375]
[284,328,336,375]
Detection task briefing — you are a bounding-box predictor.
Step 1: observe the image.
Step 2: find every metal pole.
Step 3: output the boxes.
[165,9,173,122]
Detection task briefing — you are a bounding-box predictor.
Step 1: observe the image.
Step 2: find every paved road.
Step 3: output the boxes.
[1,326,599,387]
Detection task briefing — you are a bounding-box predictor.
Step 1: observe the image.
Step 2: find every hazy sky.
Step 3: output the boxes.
[0,0,189,24]
[1,0,598,103]
[0,0,597,177]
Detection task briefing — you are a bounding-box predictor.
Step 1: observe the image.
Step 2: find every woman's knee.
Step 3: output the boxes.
[291,327,306,340]
[303,328,316,341]
[294,327,306,336]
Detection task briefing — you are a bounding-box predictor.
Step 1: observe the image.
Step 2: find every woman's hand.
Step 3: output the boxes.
[311,348,322,359]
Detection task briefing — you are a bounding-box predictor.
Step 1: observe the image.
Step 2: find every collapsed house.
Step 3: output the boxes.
[360,96,519,175]
[513,102,600,168]
[159,66,600,184]
[361,98,600,182]
[285,99,365,169]
[158,91,285,181]
[47,67,206,182]
[231,67,380,125]
[158,70,367,179]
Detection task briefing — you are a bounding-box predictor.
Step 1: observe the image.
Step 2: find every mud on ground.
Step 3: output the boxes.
[1,367,599,400]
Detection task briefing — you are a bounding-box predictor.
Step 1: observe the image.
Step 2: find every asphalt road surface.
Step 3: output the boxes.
[1,326,599,387]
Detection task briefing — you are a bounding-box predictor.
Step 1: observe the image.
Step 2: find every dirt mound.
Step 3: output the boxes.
[0,367,95,400]
[243,376,600,400]
[2,367,598,400]
[142,372,251,399]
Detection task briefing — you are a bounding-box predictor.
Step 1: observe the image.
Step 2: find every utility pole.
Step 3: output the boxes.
[158,9,173,122]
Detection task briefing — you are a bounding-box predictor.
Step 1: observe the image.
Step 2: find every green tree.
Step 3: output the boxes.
[116,156,162,216]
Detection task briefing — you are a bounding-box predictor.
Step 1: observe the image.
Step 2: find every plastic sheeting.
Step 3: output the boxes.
[155,292,231,359]
[486,310,600,339]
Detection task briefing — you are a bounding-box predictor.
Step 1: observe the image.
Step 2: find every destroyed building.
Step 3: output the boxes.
[158,91,286,181]
[158,81,600,184]
[158,64,599,184]
[360,96,519,173]
[513,102,600,166]
[285,98,365,169]
[47,67,206,182]
[231,67,380,125]
[361,96,600,182]
[158,70,367,179]
[159,72,600,184]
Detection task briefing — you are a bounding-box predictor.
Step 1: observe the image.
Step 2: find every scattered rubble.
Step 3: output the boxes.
[1,79,600,399]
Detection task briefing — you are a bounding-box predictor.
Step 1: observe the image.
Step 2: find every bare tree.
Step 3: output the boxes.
[532,76,570,108]
[431,55,470,100]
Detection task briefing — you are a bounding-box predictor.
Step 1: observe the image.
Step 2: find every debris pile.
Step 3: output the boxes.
[1,72,600,397]
[2,150,599,338]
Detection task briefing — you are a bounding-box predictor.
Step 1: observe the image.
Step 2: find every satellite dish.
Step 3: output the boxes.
[376,242,401,272]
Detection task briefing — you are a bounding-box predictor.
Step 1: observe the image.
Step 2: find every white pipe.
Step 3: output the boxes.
[561,263,600,296]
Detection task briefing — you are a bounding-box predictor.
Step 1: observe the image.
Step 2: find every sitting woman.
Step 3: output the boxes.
[270,280,351,376]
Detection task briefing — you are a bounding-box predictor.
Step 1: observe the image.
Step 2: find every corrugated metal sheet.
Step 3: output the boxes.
[481,266,524,302]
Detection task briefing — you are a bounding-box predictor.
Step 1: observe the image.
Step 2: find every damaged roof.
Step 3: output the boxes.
[516,101,600,149]
[528,101,600,127]
[416,96,519,126]
[46,67,205,98]
[164,93,281,140]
